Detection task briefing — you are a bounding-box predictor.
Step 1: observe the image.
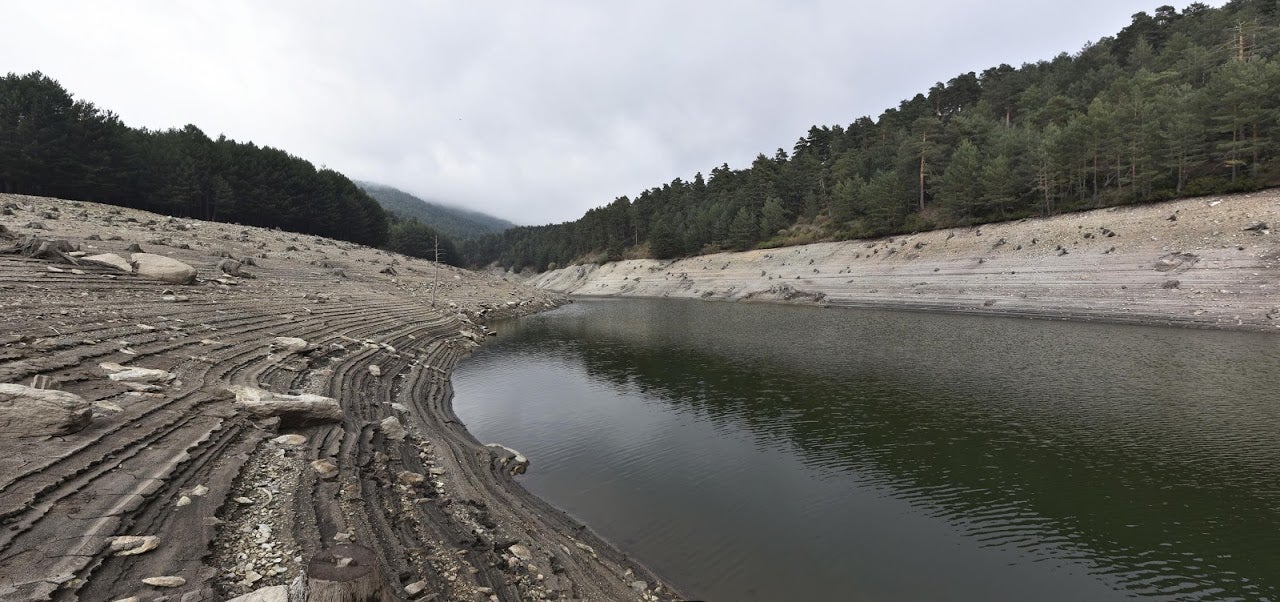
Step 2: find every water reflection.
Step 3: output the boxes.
[454,299,1280,601]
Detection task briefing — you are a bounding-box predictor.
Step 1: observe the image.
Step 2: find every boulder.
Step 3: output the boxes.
[486,443,529,476]
[270,337,312,354]
[82,253,131,272]
[108,535,160,556]
[310,458,339,479]
[229,385,342,425]
[130,253,197,284]
[379,416,406,441]
[99,362,176,384]
[0,383,92,437]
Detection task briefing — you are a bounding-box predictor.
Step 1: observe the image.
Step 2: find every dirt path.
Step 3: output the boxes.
[0,194,678,602]
[531,190,1280,332]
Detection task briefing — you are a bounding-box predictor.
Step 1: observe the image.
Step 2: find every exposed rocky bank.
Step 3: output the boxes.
[531,190,1280,331]
[0,194,679,602]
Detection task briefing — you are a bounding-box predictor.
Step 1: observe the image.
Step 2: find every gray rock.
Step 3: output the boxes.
[270,337,311,354]
[310,459,339,479]
[108,535,160,556]
[226,585,289,602]
[229,386,342,424]
[99,362,176,384]
[486,443,529,475]
[141,576,186,588]
[0,383,92,437]
[379,416,407,441]
[130,253,197,284]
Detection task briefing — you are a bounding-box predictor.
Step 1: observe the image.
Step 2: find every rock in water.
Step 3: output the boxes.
[216,257,253,278]
[82,253,132,272]
[0,383,92,437]
[486,443,530,476]
[130,253,197,284]
[229,385,342,425]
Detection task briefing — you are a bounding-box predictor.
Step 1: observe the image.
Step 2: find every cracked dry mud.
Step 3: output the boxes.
[0,194,680,602]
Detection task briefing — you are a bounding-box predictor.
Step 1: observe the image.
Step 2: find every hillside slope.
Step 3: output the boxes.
[360,182,514,240]
[0,194,677,602]
[530,190,1280,332]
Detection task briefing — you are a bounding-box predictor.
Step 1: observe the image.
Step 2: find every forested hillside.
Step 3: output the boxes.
[464,0,1280,272]
[358,182,514,240]
[0,72,389,246]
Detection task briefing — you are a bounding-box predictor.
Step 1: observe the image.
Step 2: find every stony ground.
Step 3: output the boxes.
[0,194,679,601]
[532,190,1280,331]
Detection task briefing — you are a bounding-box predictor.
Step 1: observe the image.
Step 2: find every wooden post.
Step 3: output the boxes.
[304,544,393,602]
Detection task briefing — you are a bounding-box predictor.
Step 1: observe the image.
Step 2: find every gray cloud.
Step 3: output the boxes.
[3,1,1207,225]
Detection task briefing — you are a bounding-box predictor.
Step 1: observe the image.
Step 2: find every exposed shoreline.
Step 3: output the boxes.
[0,194,679,601]
[529,190,1280,333]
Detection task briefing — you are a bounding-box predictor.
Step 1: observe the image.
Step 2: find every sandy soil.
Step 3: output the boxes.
[531,190,1280,332]
[0,194,678,601]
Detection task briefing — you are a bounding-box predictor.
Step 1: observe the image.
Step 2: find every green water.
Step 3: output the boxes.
[453,298,1280,601]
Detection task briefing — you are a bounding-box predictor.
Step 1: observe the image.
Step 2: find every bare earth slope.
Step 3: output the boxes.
[0,194,678,602]
[532,190,1280,331]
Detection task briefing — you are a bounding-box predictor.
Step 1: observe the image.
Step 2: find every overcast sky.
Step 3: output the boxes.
[4,2,1214,225]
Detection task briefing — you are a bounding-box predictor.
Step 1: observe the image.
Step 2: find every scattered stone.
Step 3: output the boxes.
[130,252,197,284]
[404,580,429,596]
[217,258,255,278]
[273,433,308,446]
[380,416,407,441]
[1243,221,1269,233]
[141,576,186,588]
[270,336,311,354]
[311,458,339,479]
[367,364,382,377]
[99,362,176,384]
[108,535,160,556]
[1161,279,1181,289]
[397,471,425,486]
[229,385,343,424]
[486,443,530,476]
[508,543,533,561]
[0,383,92,437]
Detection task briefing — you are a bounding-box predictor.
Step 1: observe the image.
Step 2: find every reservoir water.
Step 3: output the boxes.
[452,298,1280,601]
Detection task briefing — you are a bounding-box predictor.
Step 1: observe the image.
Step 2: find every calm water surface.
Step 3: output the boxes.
[452,299,1280,601]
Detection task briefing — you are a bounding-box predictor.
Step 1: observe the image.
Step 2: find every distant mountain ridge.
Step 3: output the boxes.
[357,182,514,240]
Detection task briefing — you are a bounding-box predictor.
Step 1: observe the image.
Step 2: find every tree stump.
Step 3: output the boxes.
[305,544,392,602]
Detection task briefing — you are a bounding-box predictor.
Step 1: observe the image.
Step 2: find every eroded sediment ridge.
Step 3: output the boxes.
[0,194,677,602]
[531,190,1280,331]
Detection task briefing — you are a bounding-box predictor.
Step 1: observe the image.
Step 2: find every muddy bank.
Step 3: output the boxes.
[0,194,678,601]
[531,190,1280,332]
